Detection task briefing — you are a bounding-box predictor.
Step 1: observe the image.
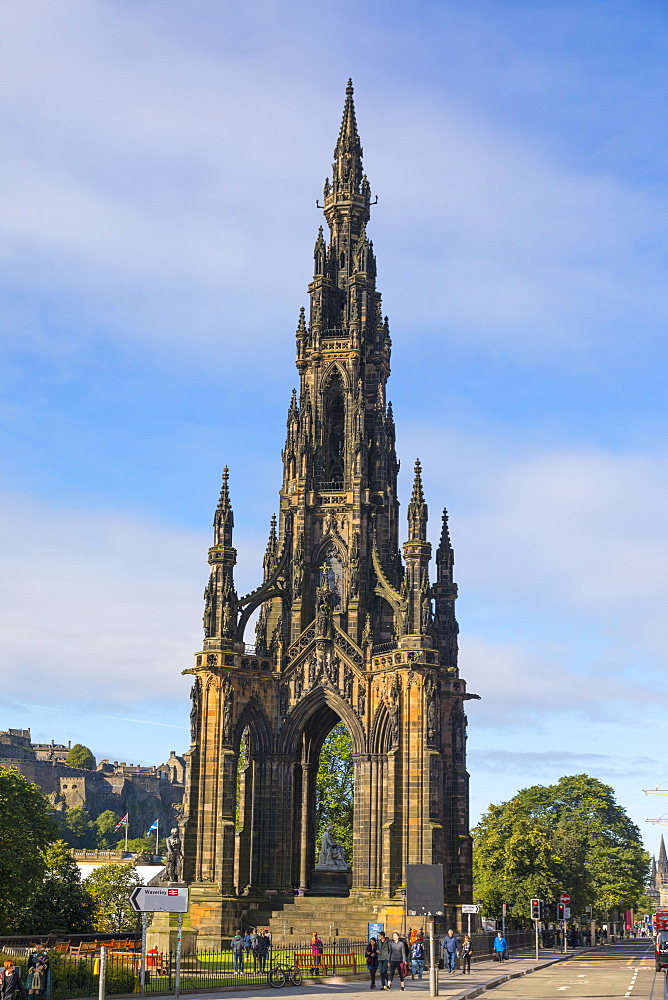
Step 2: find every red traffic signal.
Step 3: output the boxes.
[530,898,541,920]
[557,903,565,920]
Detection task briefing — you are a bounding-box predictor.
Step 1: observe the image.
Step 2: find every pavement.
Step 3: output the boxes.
[173,942,599,1000]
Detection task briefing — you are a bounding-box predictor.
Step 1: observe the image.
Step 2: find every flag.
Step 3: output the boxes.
[146,819,159,836]
[114,813,128,832]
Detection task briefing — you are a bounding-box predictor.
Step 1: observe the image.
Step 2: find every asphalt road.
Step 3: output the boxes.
[179,942,665,1000]
[484,942,666,1000]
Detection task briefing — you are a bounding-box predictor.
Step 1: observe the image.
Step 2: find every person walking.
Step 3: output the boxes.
[259,930,271,972]
[377,932,390,990]
[249,929,262,971]
[460,935,472,974]
[410,934,425,980]
[231,932,244,973]
[441,929,459,973]
[0,961,27,1000]
[310,932,324,976]
[366,937,379,989]
[387,932,409,991]
[493,931,507,962]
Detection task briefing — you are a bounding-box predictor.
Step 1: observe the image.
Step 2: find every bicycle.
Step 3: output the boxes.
[267,962,303,988]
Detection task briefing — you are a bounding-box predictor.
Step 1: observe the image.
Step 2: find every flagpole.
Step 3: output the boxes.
[155,819,159,856]
[125,818,128,852]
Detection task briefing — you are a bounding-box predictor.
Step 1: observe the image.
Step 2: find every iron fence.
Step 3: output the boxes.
[0,930,539,1000]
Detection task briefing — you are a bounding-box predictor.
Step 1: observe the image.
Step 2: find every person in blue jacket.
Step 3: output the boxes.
[441,930,459,973]
[493,931,508,962]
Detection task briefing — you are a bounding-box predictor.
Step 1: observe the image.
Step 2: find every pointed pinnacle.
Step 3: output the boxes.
[296,307,306,335]
[336,78,362,156]
[439,508,452,547]
[411,459,424,504]
[218,466,230,507]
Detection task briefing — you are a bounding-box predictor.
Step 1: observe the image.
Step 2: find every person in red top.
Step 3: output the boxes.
[310,932,324,976]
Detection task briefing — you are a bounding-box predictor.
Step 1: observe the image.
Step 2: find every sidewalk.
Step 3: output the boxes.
[175,946,590,1000]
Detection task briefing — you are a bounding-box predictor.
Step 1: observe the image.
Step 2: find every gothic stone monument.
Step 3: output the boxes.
[181,81,477,945]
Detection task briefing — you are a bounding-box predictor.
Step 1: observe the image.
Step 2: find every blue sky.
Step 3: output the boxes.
[1,0,667,855]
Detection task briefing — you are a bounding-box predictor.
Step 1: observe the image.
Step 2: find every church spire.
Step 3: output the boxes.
[323,79,371,237]
[659,834,667,867]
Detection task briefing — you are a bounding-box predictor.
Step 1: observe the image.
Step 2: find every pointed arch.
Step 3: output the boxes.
[233,697,273,755]
[369,699,393,755]
[319,361,351,392]
[278,684,366,757]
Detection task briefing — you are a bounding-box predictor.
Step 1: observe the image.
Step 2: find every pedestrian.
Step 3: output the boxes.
[250,929,262,971]
[410,934,425,979]
[258,930,270,972]
[0,961,27,1000]
[377,932,390,989]
[493,931,507,963]
[366,937,379,989]
[441,929,459,973]
[388,932,409,991]
[310,932,324,976]
[25,954,48,998]
[231,931,244,973]
[409,927,418,945]
[460,936,472,974]
[243,929,252,961]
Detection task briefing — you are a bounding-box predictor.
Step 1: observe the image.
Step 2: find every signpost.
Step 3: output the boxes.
[405,865,444,999]
[559,893,571,953]
[129,887,189,1000]
[462,904,479,937]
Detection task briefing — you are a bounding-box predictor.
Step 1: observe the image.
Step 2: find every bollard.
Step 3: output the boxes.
[98,946,107,1000]
[429,918,438,997]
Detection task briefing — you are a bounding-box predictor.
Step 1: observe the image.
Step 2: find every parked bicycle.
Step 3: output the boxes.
[268,962,303,987]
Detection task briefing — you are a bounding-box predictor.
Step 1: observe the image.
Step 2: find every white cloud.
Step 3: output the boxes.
[0,490,265,710]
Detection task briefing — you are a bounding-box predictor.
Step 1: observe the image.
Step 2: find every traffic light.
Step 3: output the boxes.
[531,898,541,920]
[557,903,565,920]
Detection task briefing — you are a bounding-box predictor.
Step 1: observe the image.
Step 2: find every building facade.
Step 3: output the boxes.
[182,82,476,943]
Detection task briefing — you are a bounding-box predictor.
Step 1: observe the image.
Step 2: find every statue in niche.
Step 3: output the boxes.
[293,668,303,702]
[349,531,360,598]
[161,827,183,883]
[320,545,343,609]
[425,676,438,743]
[343,666,353,703]
[357,683,366,718]
[189,678,201,744]
[202,584,212,637]
[388,676,401,744]
[315,565,335,637]
[279,684,289,720]
[293,530,304,597]
[362,614,373,649]
[421,593,432,634]
[316,825,350,871]
[222,676,234,742]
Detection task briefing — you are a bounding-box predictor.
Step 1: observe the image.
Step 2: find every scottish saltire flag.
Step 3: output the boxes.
[114,813,129,832]
[146,819,159,836]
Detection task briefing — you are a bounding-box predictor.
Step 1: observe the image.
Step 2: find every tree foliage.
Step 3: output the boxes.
[59,805,95,848]
[0,766,58,933]
[86,863,143,933]
[473,775,650,921]
[65,744,96,770]
[29,840,94,933]
[95,811,121,848]
[316,722,354,863]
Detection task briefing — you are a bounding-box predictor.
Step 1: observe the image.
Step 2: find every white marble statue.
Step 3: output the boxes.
[316,825,350,871]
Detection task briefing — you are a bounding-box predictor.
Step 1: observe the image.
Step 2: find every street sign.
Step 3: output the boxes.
[368,922,384,939]
[130,886,189,913]
[564,907,571,919]
[462,904,479,914]
[560,893,571,905]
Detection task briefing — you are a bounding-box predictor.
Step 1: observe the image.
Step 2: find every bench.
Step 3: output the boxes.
[294,952,358,974]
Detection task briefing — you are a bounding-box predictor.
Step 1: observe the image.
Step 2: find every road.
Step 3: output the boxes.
[484,942,665,1000]
[181,942,665,1000]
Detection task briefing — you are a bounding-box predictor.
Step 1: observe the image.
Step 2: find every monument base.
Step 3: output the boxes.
[147,910,198,956]
[307,869,352,896]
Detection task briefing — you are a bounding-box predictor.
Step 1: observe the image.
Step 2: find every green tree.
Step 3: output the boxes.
[316,722,354,863]
[0,766,58,933]
[120,837,167,855]
[28,840,94,933]
[61,806,95,848]
[473,798,564,919]
[65,744,96,770]
[473,774,650,922]
[86,863,143,932]
[95,811,120,848]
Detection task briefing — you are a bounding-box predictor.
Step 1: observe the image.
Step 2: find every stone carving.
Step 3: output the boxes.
[293,530,304,597]
[316,825,350,871]
[189,678,201,744]
[343,666,353,703]
[222,676,234,742]
[202,584,212,637]
[357,682,366,718]
[388,675,401,744]
[362,614,372,648]
[349,531,360,597]
[425,676,438,743]
[161,826,183,883]
[315,565,334,637]
[279,684,289,720]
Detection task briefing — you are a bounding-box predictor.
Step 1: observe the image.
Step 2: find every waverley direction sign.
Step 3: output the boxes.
[130,885,189,913]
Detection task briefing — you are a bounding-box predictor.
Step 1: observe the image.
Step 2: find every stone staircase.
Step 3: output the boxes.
[247,895,403,944]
